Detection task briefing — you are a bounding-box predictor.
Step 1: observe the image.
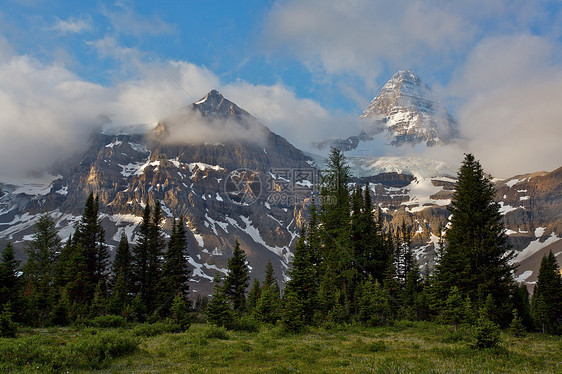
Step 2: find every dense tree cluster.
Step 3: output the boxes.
[1,151,560,337]
[0,194,191,327]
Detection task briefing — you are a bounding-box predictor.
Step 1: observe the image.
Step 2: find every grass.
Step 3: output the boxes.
[1,321,560,373]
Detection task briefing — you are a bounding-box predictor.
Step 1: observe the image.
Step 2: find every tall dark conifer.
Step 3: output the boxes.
[531,251,562,333]
[223,239,250,312]
[433,154,515,323]
[75,193,108,299]
[0,243,21,316]
[159,217,190,315]
[318,148,353,309]
[132,203,151,312]
[284,231,316,324]
[145,201,165,314]
[24,214,61,324]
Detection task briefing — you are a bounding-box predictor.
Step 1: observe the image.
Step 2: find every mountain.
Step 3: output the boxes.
[0,90,315,296]
[315,70,458,151]
[1,89,559,296]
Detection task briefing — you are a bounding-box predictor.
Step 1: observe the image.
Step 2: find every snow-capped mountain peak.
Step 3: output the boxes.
[313,69,458,151]
[360,69,458,147]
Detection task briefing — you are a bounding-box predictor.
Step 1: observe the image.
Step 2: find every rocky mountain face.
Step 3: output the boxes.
[315,70,458,151]
[0,90,315,296]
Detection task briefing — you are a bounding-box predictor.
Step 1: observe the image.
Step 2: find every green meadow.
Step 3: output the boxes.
[1,321,560,373]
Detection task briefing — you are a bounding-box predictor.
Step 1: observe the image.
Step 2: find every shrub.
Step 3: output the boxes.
[88,314,127,328]
[0,304,16,338]
[470,313,500,349]
[203,324,229,340]
[71,331,138,368]
[132,320,182,337]
[230,315,260,332]
[509,309,526,337]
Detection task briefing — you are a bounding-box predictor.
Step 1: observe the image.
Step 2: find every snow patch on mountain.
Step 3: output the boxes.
[348,156,456,179]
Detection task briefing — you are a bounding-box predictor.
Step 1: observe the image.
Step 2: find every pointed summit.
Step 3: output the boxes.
[313,70,458,151]
[361,69,458,147]
[192,90,251,119]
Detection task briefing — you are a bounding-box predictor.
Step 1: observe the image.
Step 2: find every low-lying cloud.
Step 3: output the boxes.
[160,107,269,146]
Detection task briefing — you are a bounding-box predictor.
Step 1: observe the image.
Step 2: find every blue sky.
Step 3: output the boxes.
[1,0,561,178]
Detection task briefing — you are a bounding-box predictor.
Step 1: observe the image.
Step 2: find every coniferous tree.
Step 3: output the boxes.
[24,214,61,324]
[132,203,151,315]
[359,278,392,326]
[284,230,316,324]
[112,232,132,290]
[0,243,21,318]
[512,283,533,330]
[223,239,250,312]
[318,148,353,311]
[75,193,108,299]
[255,260,281,323]
[247,278,261,313]
[206,272,233,327]
[531,251,562,334]
[146,201,165,315]
[159,217,190,316]
[433,154,515,323]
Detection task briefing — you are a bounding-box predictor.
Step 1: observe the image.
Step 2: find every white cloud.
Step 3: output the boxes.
[103,2,174,37]
[50,15,92,34]
[262,0,473,84]
[0,37,335,179]
[434,34,562,177]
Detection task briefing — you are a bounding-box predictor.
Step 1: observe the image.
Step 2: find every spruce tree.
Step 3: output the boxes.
[318,148,353,310]
[132,203,151,314]
[531,251,562,334]
[247,278,261,313]
[24,214,61,324]
[0,243,21,311]
[433,154,515,323]
[255,260,281,323]
[75,193,108,300]
[206,272,233,327]
[159,217,190,315]
[146,201,165,315]
[223,239,250,313]
[284,231,316,324]
[112,232,132,290]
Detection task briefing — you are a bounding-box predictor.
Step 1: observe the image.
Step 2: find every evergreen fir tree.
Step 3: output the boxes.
[112,232,132,293]
[146,201,165,315]
[75,193,108,299]
[284,230,316,324]
[433,154,515,323]
[171,293,190,330]
[255,260,281,323]
[359,278,392,326]
[24,214,61,325]
[509,308,526,337]
[512,283,533,330]
[442,286,464,330]
[318,148,353,311]
[159,217,190,316]
[531,251,562,334]
[206,272,233,327]
[132,203,151,315]
[0,242,21,316]
[223,239,250,312]
[0,303,17,338]
[247,278,261,313]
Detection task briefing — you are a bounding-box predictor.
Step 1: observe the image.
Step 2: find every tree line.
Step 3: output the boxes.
[1,150,561,337]
[0,194,191,329]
